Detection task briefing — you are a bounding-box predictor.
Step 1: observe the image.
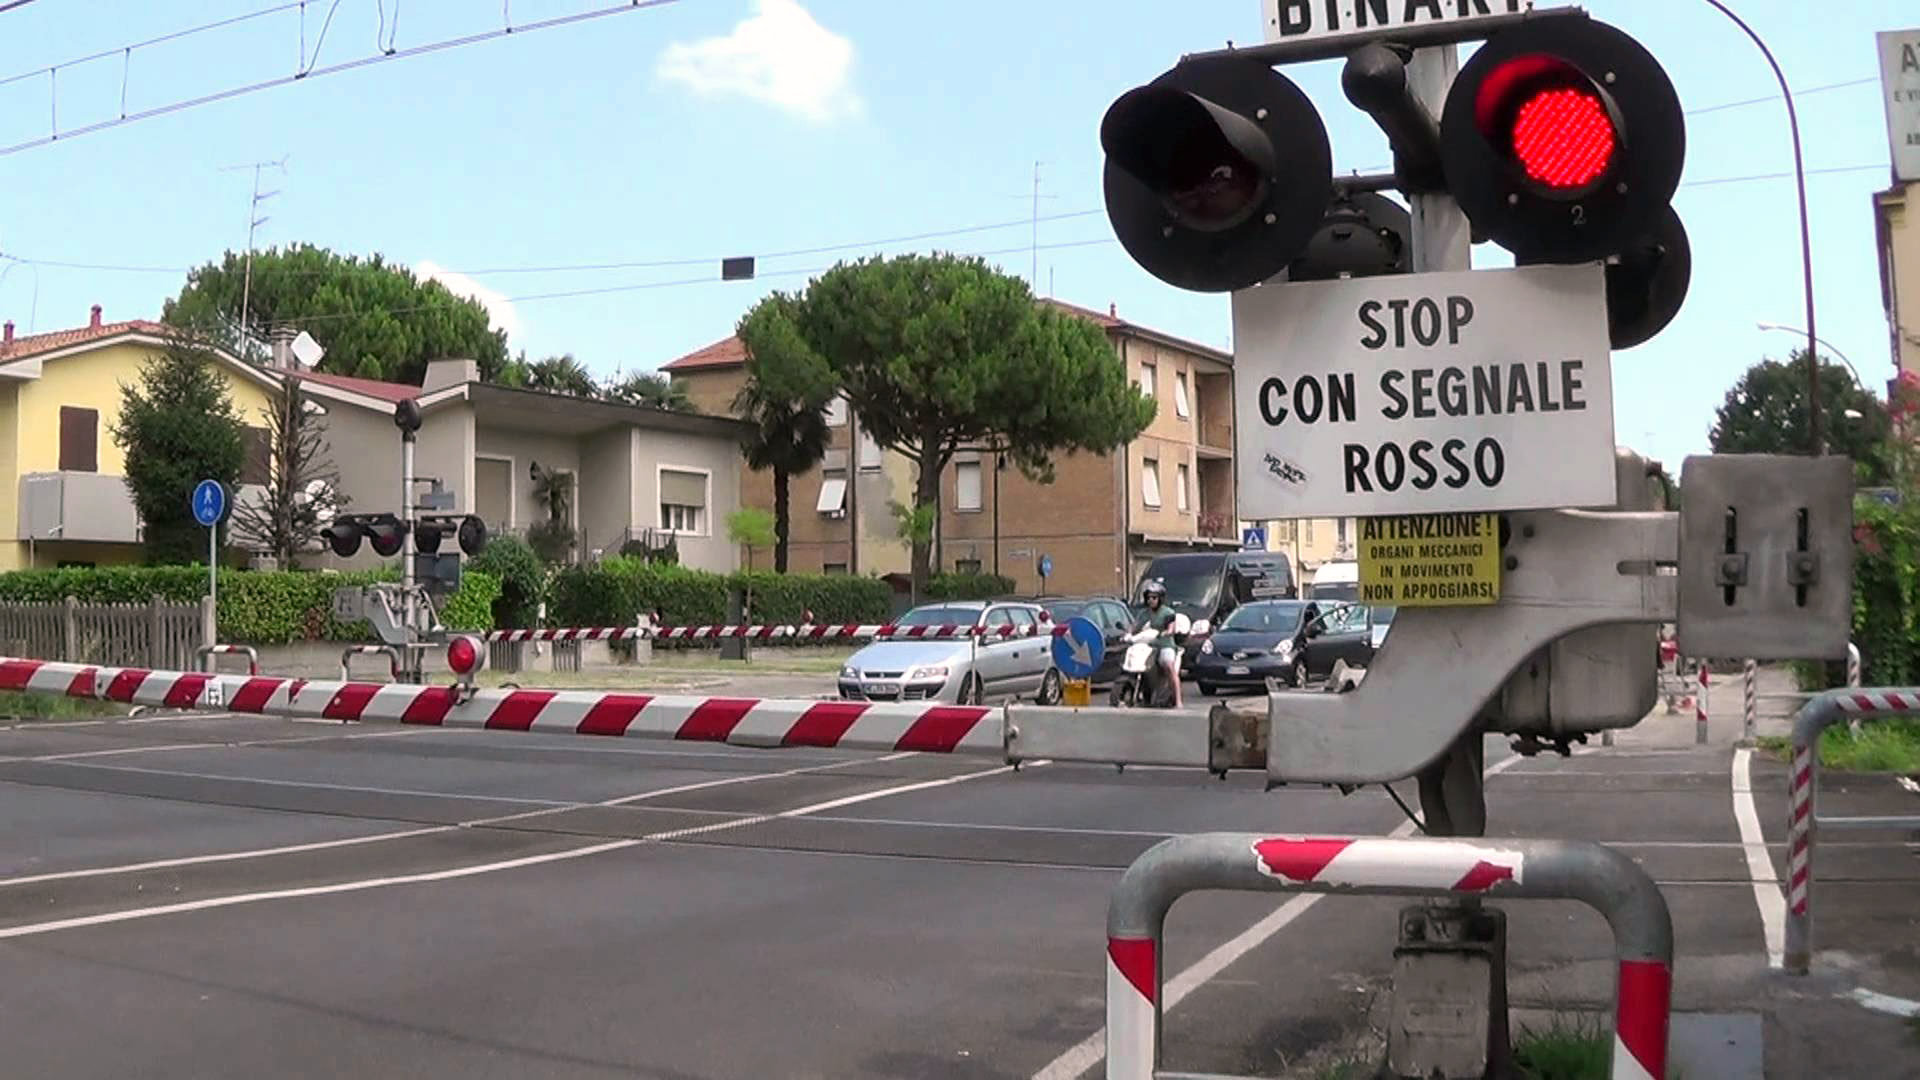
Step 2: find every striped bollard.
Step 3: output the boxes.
[1847,643,1863,733]
[1742,660,1757,742]
[1695,662,1709,746]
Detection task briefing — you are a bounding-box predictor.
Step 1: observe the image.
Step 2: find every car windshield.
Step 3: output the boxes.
[1145,566,1219,611]
[1374,606,1397,625]
[896,605,983,626]
[1221,601,1307,632]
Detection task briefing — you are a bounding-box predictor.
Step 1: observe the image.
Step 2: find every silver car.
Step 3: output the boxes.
[838,601,1062,705]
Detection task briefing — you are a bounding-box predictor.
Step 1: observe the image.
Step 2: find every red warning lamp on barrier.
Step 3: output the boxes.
[446,635,485,679]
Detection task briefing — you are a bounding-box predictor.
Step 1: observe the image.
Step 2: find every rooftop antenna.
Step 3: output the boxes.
[221,156,287,360]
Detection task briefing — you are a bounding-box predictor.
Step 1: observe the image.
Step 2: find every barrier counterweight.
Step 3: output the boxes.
[0,657,1002,755]
[1106,835,1673,1080]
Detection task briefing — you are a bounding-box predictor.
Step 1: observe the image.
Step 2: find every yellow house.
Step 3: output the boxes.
[0,307,285,570]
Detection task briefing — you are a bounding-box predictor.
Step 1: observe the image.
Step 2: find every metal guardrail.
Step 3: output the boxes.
[339,645,401,682]
[194,643,258,677]
[1784,688,1920,975]
[1104,834,1673,1080]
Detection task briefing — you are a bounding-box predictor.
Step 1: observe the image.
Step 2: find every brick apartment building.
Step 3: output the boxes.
[662,300,1241,598]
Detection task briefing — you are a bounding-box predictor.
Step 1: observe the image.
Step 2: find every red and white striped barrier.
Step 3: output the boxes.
[1107,834,1673,1079]
[1785,688,1920,974]
[0,656,1000,755]
[195,643,259,677]
[485,621,1066,645]
[1694,662,1709,746]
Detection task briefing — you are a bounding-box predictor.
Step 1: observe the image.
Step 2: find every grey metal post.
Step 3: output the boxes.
[400,430,418,683]
[62,594,78,662]
[1106,835,1673,1079]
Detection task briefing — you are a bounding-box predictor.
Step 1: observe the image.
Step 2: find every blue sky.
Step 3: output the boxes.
[0,0,1909,472]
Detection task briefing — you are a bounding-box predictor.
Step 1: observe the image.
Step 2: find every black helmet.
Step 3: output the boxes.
[1142,579,1167,601]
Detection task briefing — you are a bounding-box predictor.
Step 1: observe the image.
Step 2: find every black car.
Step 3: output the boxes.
[1034,594,1135,684]
[1190,600,1375,694]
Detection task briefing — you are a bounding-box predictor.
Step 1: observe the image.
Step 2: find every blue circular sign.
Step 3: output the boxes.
[1052,615,1104,680]
[191,479,227,527]
[1038,554,1054,579]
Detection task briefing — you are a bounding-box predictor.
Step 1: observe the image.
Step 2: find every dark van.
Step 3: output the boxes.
[1133,551,1296,669]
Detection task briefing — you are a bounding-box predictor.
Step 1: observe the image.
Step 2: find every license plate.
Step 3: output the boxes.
[865,683,898,695]
[1226,665,1250,676]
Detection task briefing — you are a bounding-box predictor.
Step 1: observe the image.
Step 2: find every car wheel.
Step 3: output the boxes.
[1196,681,1216,697]
[1037,669,1063,706]
[956,673,984,705]
[1292,658,1309,688]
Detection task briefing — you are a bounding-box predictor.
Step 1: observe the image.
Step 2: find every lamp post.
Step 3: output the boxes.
[1757,322,1867,391]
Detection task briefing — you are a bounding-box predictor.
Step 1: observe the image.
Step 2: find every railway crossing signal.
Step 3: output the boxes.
[1100,11,1691,345]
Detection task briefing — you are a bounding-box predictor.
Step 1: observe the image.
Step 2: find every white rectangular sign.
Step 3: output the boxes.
[1261,0,1530,46]
[1232,263,1616,519]
[1881,29,1920,182]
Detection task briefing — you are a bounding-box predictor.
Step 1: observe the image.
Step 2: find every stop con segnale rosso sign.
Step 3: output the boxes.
[1232,263,1616,520]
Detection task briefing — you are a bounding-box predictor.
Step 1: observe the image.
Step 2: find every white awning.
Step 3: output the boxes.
[817,477,847,513]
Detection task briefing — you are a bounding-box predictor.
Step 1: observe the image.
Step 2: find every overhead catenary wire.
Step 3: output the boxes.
[0,0,686,157]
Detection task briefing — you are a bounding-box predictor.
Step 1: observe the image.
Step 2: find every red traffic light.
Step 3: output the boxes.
[323,521,362,559]
[365,514,407,558]
[1508,84,1616,191]
[1440,17,1683,263]
[446,634,485,677]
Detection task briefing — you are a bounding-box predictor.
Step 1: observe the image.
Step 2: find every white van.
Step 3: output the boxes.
[1308,560,1359,605]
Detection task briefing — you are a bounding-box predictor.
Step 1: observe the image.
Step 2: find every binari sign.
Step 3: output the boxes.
[1881,28,1920,182]
[1231,263,1615,520]
[1262,0,1530,46]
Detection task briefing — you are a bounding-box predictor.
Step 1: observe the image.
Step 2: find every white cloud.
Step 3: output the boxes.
[415,260,522,344]
[656,0,860,124]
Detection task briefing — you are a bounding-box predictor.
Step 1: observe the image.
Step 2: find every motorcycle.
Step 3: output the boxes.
[1110,612,1190,709]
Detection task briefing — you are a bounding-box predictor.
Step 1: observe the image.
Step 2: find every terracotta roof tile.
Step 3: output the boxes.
[0,318,179,361]
[660,336,748,372]
[294,369,422,403]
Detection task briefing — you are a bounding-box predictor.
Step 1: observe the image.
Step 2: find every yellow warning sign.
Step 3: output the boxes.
[1358,513,1500,607]
[1062,678,1092,707]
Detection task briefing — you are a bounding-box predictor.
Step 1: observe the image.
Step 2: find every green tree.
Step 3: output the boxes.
[522,353,597,397]
[792,254,1155,591]
[734,292,835,572]
[727,508,777,571]
[163,244,508,384]
[526,463,576,565]
[229,380,347,568]
[110,339,247,565]
[1710,351,1891,483]
[605,370,696,412]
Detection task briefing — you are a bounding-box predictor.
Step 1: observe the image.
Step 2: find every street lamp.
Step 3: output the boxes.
[1757,322,1867,392]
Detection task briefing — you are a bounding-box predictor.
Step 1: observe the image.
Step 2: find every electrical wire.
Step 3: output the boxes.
[0,3,306,88]
[0,208,1110,278]
[0,0,686,157]
[1686,76,1878,116]
[300,0,346,76]
[0,0,44,13]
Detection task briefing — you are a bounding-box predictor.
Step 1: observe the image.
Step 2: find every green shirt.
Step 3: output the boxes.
[1137,606,1179,648]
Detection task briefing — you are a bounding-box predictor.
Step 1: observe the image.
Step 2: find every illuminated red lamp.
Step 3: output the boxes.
[446,635,485,677]
[1509,85,1616,190]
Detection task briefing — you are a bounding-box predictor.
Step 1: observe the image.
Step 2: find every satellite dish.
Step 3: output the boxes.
[290,331,325,369]
[299,479,337,531]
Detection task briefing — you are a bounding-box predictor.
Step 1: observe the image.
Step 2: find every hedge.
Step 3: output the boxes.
[466,535,545,629]
[547,558,890,628]
[923,573,1017,601]
[1850,496,1920,687]
[0,565,501,644]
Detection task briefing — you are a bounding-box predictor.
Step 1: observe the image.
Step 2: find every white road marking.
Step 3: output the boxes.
[0,758,1019,941]
[1848,987,1920,1018]
[1731,747,1786,969]
[1030,752,1523,1080]
[0,752,921,887]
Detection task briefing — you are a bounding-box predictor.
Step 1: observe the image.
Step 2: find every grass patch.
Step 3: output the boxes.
[1513,1014,1609,1080]
[0,690,127,721]
[1757,719,1920,773]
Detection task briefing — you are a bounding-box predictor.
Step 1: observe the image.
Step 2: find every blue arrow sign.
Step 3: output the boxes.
[1038,554,1054,579]
[191,479,226,527]
[1052,615,1103,680]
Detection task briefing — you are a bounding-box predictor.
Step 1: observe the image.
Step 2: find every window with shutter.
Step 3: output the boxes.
[58,407,97,473]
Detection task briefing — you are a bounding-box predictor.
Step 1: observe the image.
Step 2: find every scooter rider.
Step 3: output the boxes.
[1134,580,1183,709]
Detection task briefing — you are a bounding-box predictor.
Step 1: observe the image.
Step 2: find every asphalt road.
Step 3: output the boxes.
[0,699,1848,1078]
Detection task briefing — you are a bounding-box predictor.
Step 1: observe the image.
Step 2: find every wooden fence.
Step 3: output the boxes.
[0,596,203,671]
